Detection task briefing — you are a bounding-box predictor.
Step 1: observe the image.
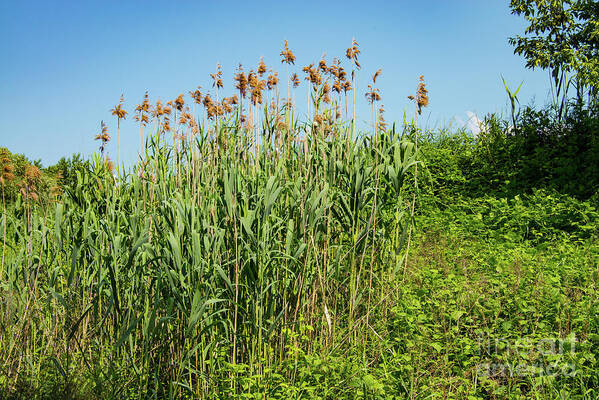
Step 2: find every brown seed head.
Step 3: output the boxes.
[284,98,293,109]
[227,95,239,105]
[267,71,279,90]
[0,150,14,185]
[250,82,265,105]
[313,114,323,126]
[25,165,41,183]
[345,39,361,69]
[134,92,151,126]
[234,66,248,98]
[258,57,267,76]
[280,40,296,64]
[190,87,203,104]
[408,75,429,114]
[163,102,172,115]
[338,67,347,81]
[416,76,429,111]
[332,79,342,94]
[0,149,11,165]
[142,92,150,111]
[111,95,128,120]
[328,58,340,77]
[203,94,214,108]
[153,99,164,117]
[248,70,258,89]
[211,64,224,89]
[174,94,185,111]
[373,69,382,84]
[95,121,110,153]
[378,104,387,131]
[222,99,233,114]
[206,105,216,119]
[302,64,322,87]
[162,118,171,132]
[318,57,327,73]
[290,73,300,88]
[179,111,189,125]
[343,80,352,93]
[365,84,381,104]
[105,157,114,176]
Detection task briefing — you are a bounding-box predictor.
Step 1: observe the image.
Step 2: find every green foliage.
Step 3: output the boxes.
[387,221,598,399]
[418,103,599,200]
[46,153,90,190]
[502,75,524,129]
[509,0,599,111]
[0,114,418,399]
[0,147,60,205]
[2,101,599,399]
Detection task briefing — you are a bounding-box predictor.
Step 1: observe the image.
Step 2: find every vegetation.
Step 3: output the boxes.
[509,0,599,117]
[1,33,598,400]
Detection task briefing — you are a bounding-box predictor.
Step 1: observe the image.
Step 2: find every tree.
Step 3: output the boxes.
[509,0,599,117]
[46,153,89,189]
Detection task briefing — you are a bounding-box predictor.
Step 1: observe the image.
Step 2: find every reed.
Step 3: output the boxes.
[404,75,429,277]
[0,42,422,399]
[0,148,15,277]
[111,94,128,174]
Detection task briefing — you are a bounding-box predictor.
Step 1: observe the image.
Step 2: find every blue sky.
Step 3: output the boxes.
[0,1,551,166]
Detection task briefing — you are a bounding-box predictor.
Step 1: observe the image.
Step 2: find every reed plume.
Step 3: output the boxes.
[211,64,224,89]
[249,71,266,106]
[267,71,279,90]
[365,84,381,104]
[346,38,361,70]
[281,40,296,129]
[0,150,14,186]
[174,94,185,111]
[21,165,41,202]
[105,157,115,176]
[303,64,322,88]
[95,121,110,156]
[290,73,300,88]
[377,104,387,131]
[322,83,331,104]
[408,75,429,115]
[134,92,150,159]
[111,94,128,119]
[372,69,382,84]
[404,75,429,278]
[258,56,267,76]
[332,79,342,94]
[190,87,203,104]
[234,65,248,98]
[0,149,13,275]
[346,38,360,140]
[343,80,352,93]
[203,94,217,119]
[280,40,296,65]
[111,94,127,172]
[211,64,224,100]
[318,56,327,73]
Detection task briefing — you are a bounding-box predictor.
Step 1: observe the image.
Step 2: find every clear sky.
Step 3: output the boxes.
[0,0,552,167]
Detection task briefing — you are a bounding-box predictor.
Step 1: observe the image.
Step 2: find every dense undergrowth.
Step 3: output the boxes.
[1,52,599,399]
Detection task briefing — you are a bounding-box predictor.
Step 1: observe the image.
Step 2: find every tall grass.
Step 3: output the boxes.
[0,41,422,398]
